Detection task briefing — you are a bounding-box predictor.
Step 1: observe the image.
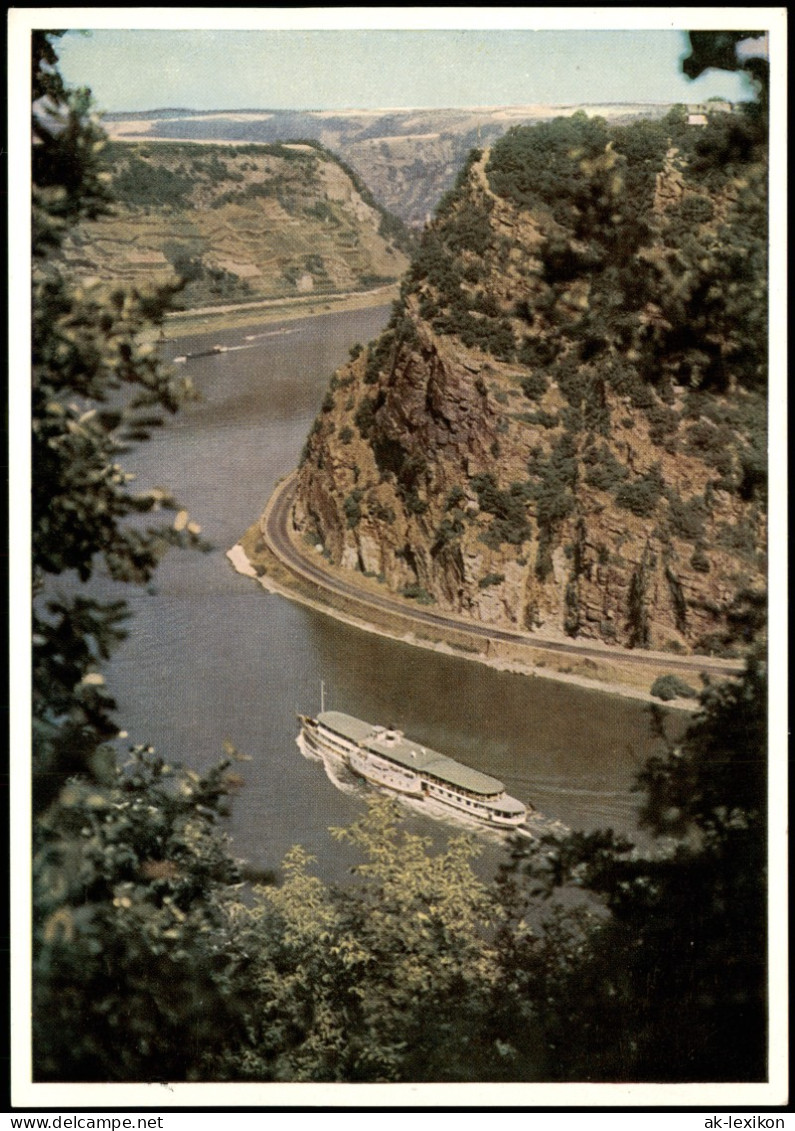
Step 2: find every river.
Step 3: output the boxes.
[103,305,674,879]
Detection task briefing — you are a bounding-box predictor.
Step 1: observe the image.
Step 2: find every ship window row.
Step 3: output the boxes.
[368,754,416,777]
[379,763,415,779]
[362,755,498,800]
[360,743,499,799]
[432,784,483,808]
[431,783,520,818]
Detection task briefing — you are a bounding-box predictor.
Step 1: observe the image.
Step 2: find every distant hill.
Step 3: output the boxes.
[102,104,684,227]
[64,139,411,307]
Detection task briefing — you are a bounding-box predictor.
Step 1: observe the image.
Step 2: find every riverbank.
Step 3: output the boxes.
[228,534,708,714]
[155,284,400,339]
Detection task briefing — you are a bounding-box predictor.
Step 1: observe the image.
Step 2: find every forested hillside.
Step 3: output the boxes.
[62,139,411,307]
[293,104,768,656]
[32,28,769,1090]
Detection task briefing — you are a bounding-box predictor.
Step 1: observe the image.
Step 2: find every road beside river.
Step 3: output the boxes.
[229,472,741,710]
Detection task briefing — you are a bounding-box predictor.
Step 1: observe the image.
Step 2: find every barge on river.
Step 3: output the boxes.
[297,710,528,828]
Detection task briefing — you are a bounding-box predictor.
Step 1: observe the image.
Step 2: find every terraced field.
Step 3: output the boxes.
[64,140,411,308]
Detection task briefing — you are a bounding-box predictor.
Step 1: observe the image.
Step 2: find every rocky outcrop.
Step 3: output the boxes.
[292,120,767,658]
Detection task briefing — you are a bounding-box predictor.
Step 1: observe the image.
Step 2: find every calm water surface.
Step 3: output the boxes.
[104,306,673,878]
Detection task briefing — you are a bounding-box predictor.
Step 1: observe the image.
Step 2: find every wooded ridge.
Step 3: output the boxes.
[292,107,767,658]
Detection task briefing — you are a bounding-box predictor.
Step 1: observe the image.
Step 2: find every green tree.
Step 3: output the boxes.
[217,799,503,1082]
[32,30,110,256]
[683,30,768,109]
[33,748,246,1081]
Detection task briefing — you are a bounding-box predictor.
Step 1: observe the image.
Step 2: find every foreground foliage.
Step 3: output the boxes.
[31,30,228,1079]
[494,656,767,1082]
[33,750,246,1081]
[217,802,501,1082]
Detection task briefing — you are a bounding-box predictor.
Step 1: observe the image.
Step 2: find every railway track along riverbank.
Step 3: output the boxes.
[228,471,744,707]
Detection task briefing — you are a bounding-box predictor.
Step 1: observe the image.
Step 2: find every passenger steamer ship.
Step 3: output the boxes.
[297,709,528,828]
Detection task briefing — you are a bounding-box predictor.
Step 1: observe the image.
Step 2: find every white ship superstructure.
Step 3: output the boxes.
[298,710,528,827]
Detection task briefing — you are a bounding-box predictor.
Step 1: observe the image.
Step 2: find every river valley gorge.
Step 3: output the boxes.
[97,305,687,880]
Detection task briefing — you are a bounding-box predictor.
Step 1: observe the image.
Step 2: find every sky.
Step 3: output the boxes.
[48,19,768,114]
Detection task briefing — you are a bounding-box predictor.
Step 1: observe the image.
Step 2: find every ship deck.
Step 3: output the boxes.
[317,710,508,798]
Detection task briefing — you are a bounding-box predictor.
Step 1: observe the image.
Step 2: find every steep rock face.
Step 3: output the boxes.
[293,112,767,657]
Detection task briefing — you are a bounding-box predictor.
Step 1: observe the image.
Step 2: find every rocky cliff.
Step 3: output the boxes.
[292,109,767,657]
